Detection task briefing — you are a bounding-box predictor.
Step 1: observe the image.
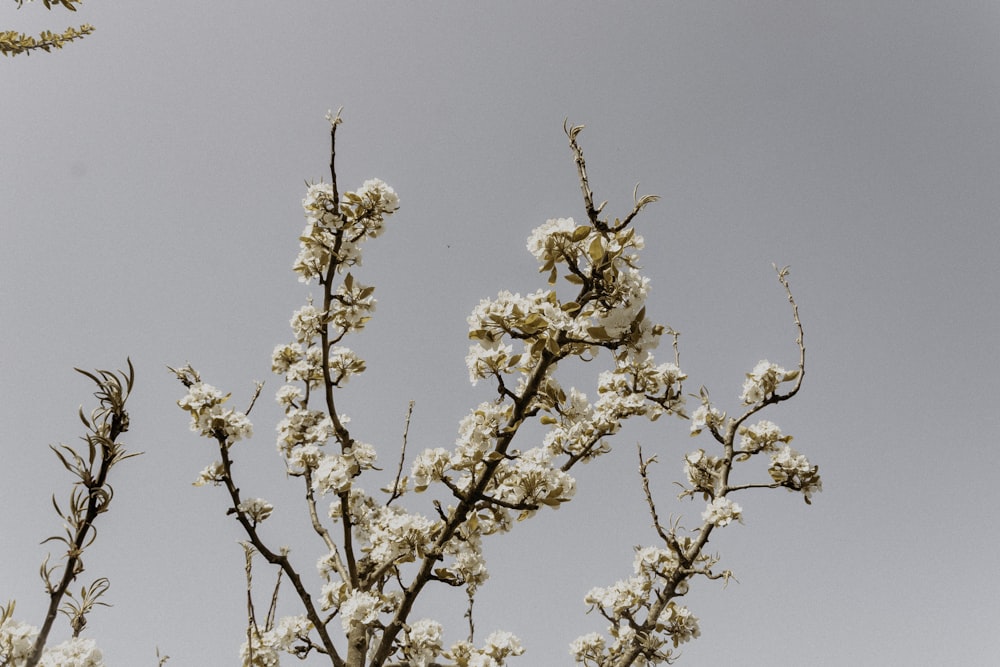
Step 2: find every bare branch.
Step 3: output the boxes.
[386,401,415,505]
[564,120,604,229]
[637,445,671,545]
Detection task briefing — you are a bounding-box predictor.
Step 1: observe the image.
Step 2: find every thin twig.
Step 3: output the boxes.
[614,183,660,232]
[729,265,807,434]
[242,543,258,664]
[266,567,284,629]
[637,445,670,545]
[775,264,806,398]
[245,381,265,416]
[327,106,343,212]
[564,120,604,229]
[464,588,476,643]
[387,401,415,505]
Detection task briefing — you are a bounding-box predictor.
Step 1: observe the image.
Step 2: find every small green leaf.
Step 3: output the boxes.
[588,236,604,264]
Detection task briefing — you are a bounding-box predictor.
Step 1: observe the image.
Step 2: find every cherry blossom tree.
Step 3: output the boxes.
[170,111,818,667]
[1,112,818,667]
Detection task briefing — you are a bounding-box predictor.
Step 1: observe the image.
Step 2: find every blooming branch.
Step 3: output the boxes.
[171,114,818,667]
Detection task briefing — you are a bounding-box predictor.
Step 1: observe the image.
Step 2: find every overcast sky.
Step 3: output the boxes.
[2,2,999,665]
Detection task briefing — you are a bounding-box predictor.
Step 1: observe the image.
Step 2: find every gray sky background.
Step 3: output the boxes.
[2,2,999,665]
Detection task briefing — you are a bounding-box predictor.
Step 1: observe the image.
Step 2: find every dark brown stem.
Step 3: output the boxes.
[217,441,344,666]
[28,363,135,667]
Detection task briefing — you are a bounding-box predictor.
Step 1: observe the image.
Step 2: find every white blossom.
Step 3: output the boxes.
[491,447,576,517]
[271,615,313,651]
[237,497,274,523]
[632,545,680,579]
[313,454,353,495]
[328,346,366,385]
[276,408,334,456]
[290,302,323,343]
[465,341,516,385]
[366,505,439,566]
[411,447,451,492]
[0,617,38,666]
[271,343,303,377]
[239,629,280,667]
[569,632,606,662]
[684,449,724,494]
[482,630,524,662]
[331,276,377,332]
[452,402,513,471]
[402,619,444,667]
[739,419,792,453]
[177,381,226,413]
[178,383,253,445]
[192,460,225,487]
[274,384,302,408]
[769,445,822,502]
[664,602,701,647]
[740,359,798,404]
[318,579,348,612]
[339,590,382,632]
[38,637,104,667]
[526,216,580,261]
[689,404,726,436]
[702,496,743,527]
[584,576,650,616]
[443,528,490,591]
[355,178,399,220]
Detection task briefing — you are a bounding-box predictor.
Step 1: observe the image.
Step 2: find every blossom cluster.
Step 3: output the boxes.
[539,387,612,462]
[177,382,253,445]
[238,497,274,523]
[466,216,660,365]
[701,496,743,527]
[313,499,452,628]
[490,446,577,519]
[276,408,334,458]
[412,401,512,492]
[738,419,793,454]
[311,441,377,495]
[444,630,525,667]
[239,616,313,667]
[689,403,727,436]
[271,343,366,390]
[0,618,104,667]
[399,619,444,667]
[38,638,104,667]
[574,546,701,665]
[294,178,399,283]
[525,216,643,298]
[740,359,799,404]
[595,359,686,423]
[684,448,725,496]
[769,445,822,503]
[0,617,37,666]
